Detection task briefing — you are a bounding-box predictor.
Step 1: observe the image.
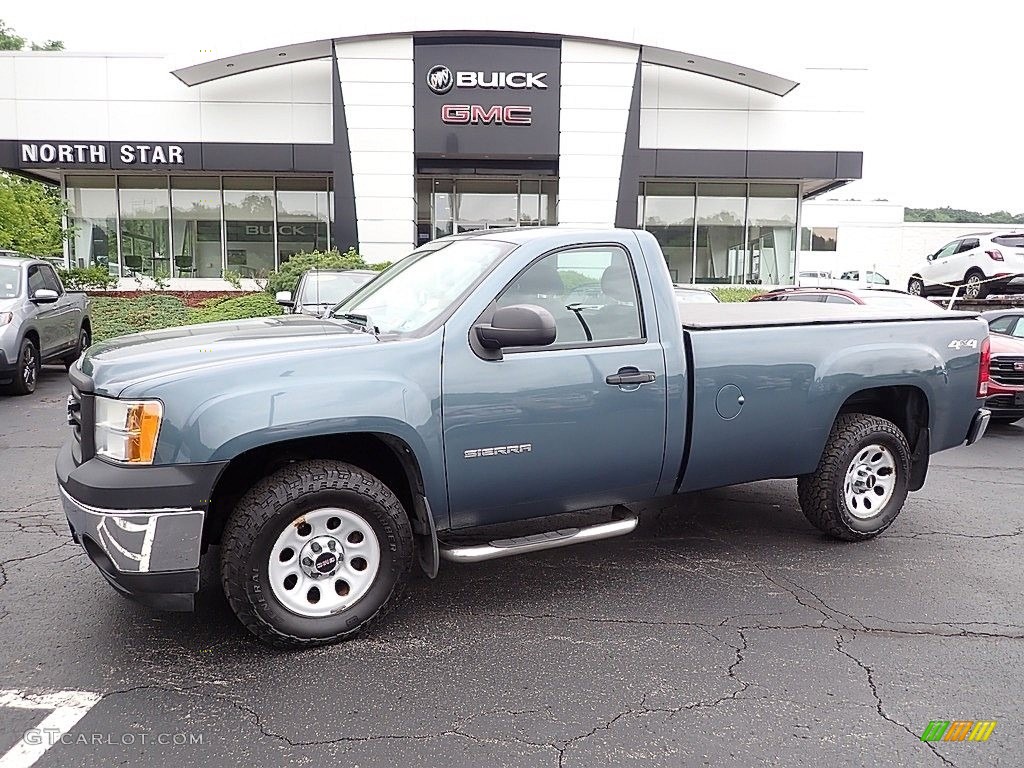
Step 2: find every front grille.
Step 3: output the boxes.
[990,356,1024,386]
[67,386,82,441]
[986,394,1019,408]
[66,372,96,464]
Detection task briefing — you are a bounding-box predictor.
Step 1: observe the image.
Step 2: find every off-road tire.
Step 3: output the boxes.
[220,460,414,648]
[797,413,911,541]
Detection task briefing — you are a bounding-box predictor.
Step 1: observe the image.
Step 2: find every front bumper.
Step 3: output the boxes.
[965,408,991,446]
[56,441,226,611]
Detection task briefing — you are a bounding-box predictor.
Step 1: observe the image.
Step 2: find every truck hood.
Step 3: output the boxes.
[81,314,377,395]
[990,332,1024,356]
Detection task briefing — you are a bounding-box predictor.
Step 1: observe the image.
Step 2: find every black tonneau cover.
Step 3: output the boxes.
[679,302,977,331]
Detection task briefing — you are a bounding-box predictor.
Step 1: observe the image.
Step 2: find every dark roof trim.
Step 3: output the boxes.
[170,31,798,96]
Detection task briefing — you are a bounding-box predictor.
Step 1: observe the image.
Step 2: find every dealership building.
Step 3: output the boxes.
[0,31,865,287]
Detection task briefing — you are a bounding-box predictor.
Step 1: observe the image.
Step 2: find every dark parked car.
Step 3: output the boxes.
[276,269,377,317]
[673,286,719,304]
[750,287,943,312]
[982,309,1024,339]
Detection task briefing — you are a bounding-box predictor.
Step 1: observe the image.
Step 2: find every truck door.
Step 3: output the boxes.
[440,243,668,529]
[25,265,62,357]
[40,264,78,350]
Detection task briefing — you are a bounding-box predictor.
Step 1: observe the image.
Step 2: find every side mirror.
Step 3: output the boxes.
[474,304,556,350]
[275,290,294,308]
[31,288,59,304]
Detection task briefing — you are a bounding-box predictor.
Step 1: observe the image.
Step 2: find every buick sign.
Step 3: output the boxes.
[426,65,454,95]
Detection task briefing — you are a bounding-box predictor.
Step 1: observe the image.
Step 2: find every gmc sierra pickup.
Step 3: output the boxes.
[56,228,992,647]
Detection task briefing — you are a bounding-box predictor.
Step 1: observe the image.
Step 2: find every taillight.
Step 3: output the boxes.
[978,335,991,397]
[986,249,1004,261]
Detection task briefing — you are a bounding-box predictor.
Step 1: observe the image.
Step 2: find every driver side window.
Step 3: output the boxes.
[495,246,643,346]
[935,241,961,259]
[26,266,45,297]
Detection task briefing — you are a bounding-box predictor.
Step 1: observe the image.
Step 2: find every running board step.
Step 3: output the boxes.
[438,509,638,563]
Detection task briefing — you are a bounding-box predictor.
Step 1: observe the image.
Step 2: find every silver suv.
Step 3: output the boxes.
[0,256,91,395]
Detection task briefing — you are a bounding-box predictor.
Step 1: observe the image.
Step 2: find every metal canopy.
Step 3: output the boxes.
[171,31,799,97]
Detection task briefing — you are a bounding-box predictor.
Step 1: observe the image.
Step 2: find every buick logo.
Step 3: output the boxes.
[426,64,454,95]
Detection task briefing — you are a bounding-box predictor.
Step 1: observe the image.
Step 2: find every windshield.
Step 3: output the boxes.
[297,272,374,307]
[674,289,718,304]
[330,239,513,333]
[0,266,20,299]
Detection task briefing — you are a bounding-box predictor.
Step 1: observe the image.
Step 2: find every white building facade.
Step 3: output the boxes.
[0,31,866,287]
[802,199,1024,290]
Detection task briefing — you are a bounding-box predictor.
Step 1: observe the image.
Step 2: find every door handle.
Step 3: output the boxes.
[605,367,656,386]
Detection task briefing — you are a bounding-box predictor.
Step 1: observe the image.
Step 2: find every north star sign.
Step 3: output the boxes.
[19,142,185,165]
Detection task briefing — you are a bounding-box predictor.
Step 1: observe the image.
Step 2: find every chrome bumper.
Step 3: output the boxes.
[60,487,204,574]
[965,408,991,446]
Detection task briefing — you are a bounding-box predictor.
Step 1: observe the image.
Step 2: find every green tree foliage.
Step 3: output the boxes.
[0,19,63,51]
[57,266,119,290]
[905,207,1024,224]
[265,248,368,295]
[0,172,67,255]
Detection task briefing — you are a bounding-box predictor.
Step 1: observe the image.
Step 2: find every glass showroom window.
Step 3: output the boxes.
[695,183,747,284]
[641,181,696,283]
[800,227,838,252]
[223,177,276,277]
[452,178,518,232]
[277,177,330,263]
[747,184,798,285]
[171,177,223,278]
[118,176,171,280]
[65,175,118,275]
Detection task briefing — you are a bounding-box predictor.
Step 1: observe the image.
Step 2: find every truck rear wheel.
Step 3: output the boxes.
[797,413,911,541]
[220,460,414,648]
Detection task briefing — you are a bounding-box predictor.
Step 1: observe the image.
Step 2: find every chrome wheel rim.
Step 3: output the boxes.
[908,280,921,296]
[22,347,36,388]
[964,275,981,298]
[268,507,381,618]
[843,444,896,519]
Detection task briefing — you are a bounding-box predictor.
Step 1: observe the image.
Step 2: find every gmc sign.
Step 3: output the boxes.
[441,104,533,126]
[413,40,560,157]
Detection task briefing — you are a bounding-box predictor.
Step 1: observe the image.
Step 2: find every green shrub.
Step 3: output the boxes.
[710,287,762,303]
[90,295,192,342]
[265,248,366,295]
[222,270,243,290]
[58,266,119,291]
[370,261,393,272]
[189,293,282,324]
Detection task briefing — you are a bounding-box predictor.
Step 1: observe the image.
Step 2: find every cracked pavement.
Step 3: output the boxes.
[0,368,1021,766]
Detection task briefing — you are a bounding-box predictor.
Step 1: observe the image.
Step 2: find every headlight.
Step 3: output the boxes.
[0,312,13,326]
[94,397,163,464]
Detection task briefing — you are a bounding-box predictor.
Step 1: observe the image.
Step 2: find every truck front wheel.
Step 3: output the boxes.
[220,460,414,648]
[797,413,911,541]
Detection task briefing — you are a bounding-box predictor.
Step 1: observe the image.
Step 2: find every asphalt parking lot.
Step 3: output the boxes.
[1,366,1022,767]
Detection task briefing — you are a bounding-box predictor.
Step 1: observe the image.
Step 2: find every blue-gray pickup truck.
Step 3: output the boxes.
[56,229,992,647]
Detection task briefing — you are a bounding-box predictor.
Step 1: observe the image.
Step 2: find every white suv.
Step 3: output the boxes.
[908,232,1024,298]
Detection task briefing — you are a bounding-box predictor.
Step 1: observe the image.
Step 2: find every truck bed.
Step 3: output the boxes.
[678,302,975,330]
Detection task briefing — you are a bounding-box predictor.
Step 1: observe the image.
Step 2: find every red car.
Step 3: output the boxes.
[986,332,1024,425]
[750,287,943,312]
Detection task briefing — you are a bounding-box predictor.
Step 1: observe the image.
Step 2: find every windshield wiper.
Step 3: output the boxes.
[333,311,380,337]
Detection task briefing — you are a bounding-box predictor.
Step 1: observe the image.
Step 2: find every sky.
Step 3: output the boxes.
[5,0,1023,212]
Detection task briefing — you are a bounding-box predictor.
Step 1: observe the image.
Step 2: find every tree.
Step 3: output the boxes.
[905,206,1024,224]
[0,172,67,255]
[0,19,63,51]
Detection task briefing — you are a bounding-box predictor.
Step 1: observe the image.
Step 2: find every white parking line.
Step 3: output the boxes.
[0,690,101,768]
